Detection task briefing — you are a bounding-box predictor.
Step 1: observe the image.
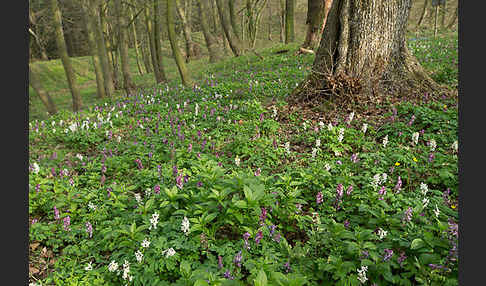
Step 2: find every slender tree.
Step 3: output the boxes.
[416,0,429,30]
[293,0,443,101]
[49,0,82,111]
[144,3,165,83]
[176,0,200,62]
[446,3,458,29]
[167,0,194,86]
[279,0,285,42]
[216,0,244,56]
[114,0,137,95]
[153,0,168,82]
[89,0,115,97]
[81,1,106,99]
[29,64,58,115]
[284,0,294,43]
[140,32,154,73]
[130,5,145,75]
[198,0,222,63]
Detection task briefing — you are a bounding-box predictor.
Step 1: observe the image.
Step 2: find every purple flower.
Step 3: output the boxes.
[383,249,393,261]
[31,218,38,225]
[346,186,353,196]
[86,222,93,238]
[268,224,276,235]
[254,168,261,176]
[394,176,402,193]
[361,250,369,259]
[100,174,106,185]
[233,251,242,267]
[197,181,203,187]
[217,255,224,269]
[154,185,160,195]
[259,113,264,122]
[336,184,344,199]
[173,165,178,177]
[447,218,458,239]
[403,207,413,223]
[255,230,263,244]
[378,186,386,200]
[428,153,435,163]
[243,232,251,249]
[223,270,234,280]
[63,216,71,231]
[273,233,281,243]
[344,220,350,228]
[135,159,143,169]
[316,191,323,205]
[284,261,291,273]
[35,184,40,193]
[408,115,415,126]
[188,143,192,153]
[259,207,267,225]
[176,174,184,189]
[336,160,342,165]
[54,206,60,220]
[397,251,407,266]
[350,153,358,163]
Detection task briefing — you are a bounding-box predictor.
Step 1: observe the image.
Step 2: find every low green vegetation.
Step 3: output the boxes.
[29,31,458,285]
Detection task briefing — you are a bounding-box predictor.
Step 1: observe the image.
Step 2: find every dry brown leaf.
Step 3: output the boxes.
[30,242,40,251]
[29,267,39,275]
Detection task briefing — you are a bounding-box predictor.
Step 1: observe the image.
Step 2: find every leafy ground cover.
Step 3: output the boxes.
[29,34,458,286]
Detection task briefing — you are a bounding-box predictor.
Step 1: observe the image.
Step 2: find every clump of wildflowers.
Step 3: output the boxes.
[357,265,368,284]
[149,211,159,230]
[181,216,190,235]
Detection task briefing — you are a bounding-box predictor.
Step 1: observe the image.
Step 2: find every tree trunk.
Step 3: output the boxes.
[141,33,153,73]
[168,0,194,86]
[434,4,439,37]
[145,5,164,83]
[49,0,82,112]
[293,0,443,102]
[229,0,241,40]
[216,0,244,56]
[29,64,58,115]
[114,0,136,95]
[211,0,220,33]
[440,0,447,28]
[198,0,222,63]
[303,0,326,50]
[90,0,115,97]
[81,1,106,99]
[279,0,285,42]
[284,0,294,43]
[153,0,168,83]
[415,0,429,30]
[176,0,199,62]
[267,0,272,40]
[130,6,145,75]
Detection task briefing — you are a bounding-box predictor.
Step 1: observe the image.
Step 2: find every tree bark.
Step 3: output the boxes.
[130,6,145,75]
[267,0,272,40]
[293,0,443,102]
[284,0,294,43]
[216,0,244,56]
[90,0,115,97]
[114,0,137,95]
[168,0,194,86]
[81,1,106,99]
[446,4,458,29]
[140,32,153,73]
[198,0,222,63]
[229,0,242,40]
[303,0,326,50]
[279,0,285,42]
[415,0,429,30]
[49,0,82,112]
[145,4,164,83]
[29,64,58,115]
[153,0,168,83]
[176,0,200,62]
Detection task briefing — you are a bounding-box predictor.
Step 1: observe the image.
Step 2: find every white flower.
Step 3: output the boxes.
[311,148,318,158]
[412,132,420,145]
[145,188,151,198]
[357,265,368,284]
[302,122,307,131]
[346,112,355,124]
[372,174,381,188]
[434,204,440,218]
[337,128,344,143]
[108,260,119,272]
[316,139,321,148]
[382,135,389,148]
[319,121,325,129]
[272,106,278,118]
[381,173,388,185]
[32,162,40,174]
[451,140,458,153]
[76,154,84,161]
[87,202,97,211]
[377,228,388,240]
[134,193,142,204]
[195,103,199,116]
[285,142,290,154]
[84,261,93,271]
[422,197,430,209]
[141,238,150,248]
[420,183,429,195]
[135,250,143,263]
[149,211,159,230]
[162,248,176,258]
[429,139,437,152]
[69,123,77,132]
[181,216,190,235]
[324,163,331,171]
[235,156,240,166]
[327,122,333,131]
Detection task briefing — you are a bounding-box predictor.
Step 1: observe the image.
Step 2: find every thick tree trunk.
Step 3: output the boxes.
[90,0,115,97]
[176,0,200,62]
[216,0,244,56]
[198,0,222,63]
[114,0,136,95]
[446,4,458,29]
[81,1,106,99]
[168,0,193,86]
[130,6,145,75]
[229,0,241,40]
[29,64,58,115]
[303,0,326,50]
[153,0,168,83]
[49,0,82,112]
[293,0,442,102]
[284,0,294,43]
[211,0,220,33]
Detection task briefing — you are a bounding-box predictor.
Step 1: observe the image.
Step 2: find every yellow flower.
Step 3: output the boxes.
[444,105,447,109]
[395,162,400,166]
[451,204,457,209]
[413,157,417,162]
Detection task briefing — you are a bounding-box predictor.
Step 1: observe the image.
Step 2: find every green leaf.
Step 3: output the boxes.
[410,238,425,250]
[194,280,209,286]
[254,269,267,286]
[234,200,247,209]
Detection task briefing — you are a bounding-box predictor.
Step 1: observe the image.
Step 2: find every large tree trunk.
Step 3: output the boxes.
[446,3,458,29]
[293,0,442,102]
[90,0,115,97]
[168,0,194,87]
[303,0,326,50]
[198,0,222,63]
[229,0,242,40]
[153,0,168,82]
[81,1,106,99]
[49,0,83,112]
[216,0,244,56]
[114,0,136,95]
[29,64,58,115]
[176,0,200,62]
[284,0,294,43]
